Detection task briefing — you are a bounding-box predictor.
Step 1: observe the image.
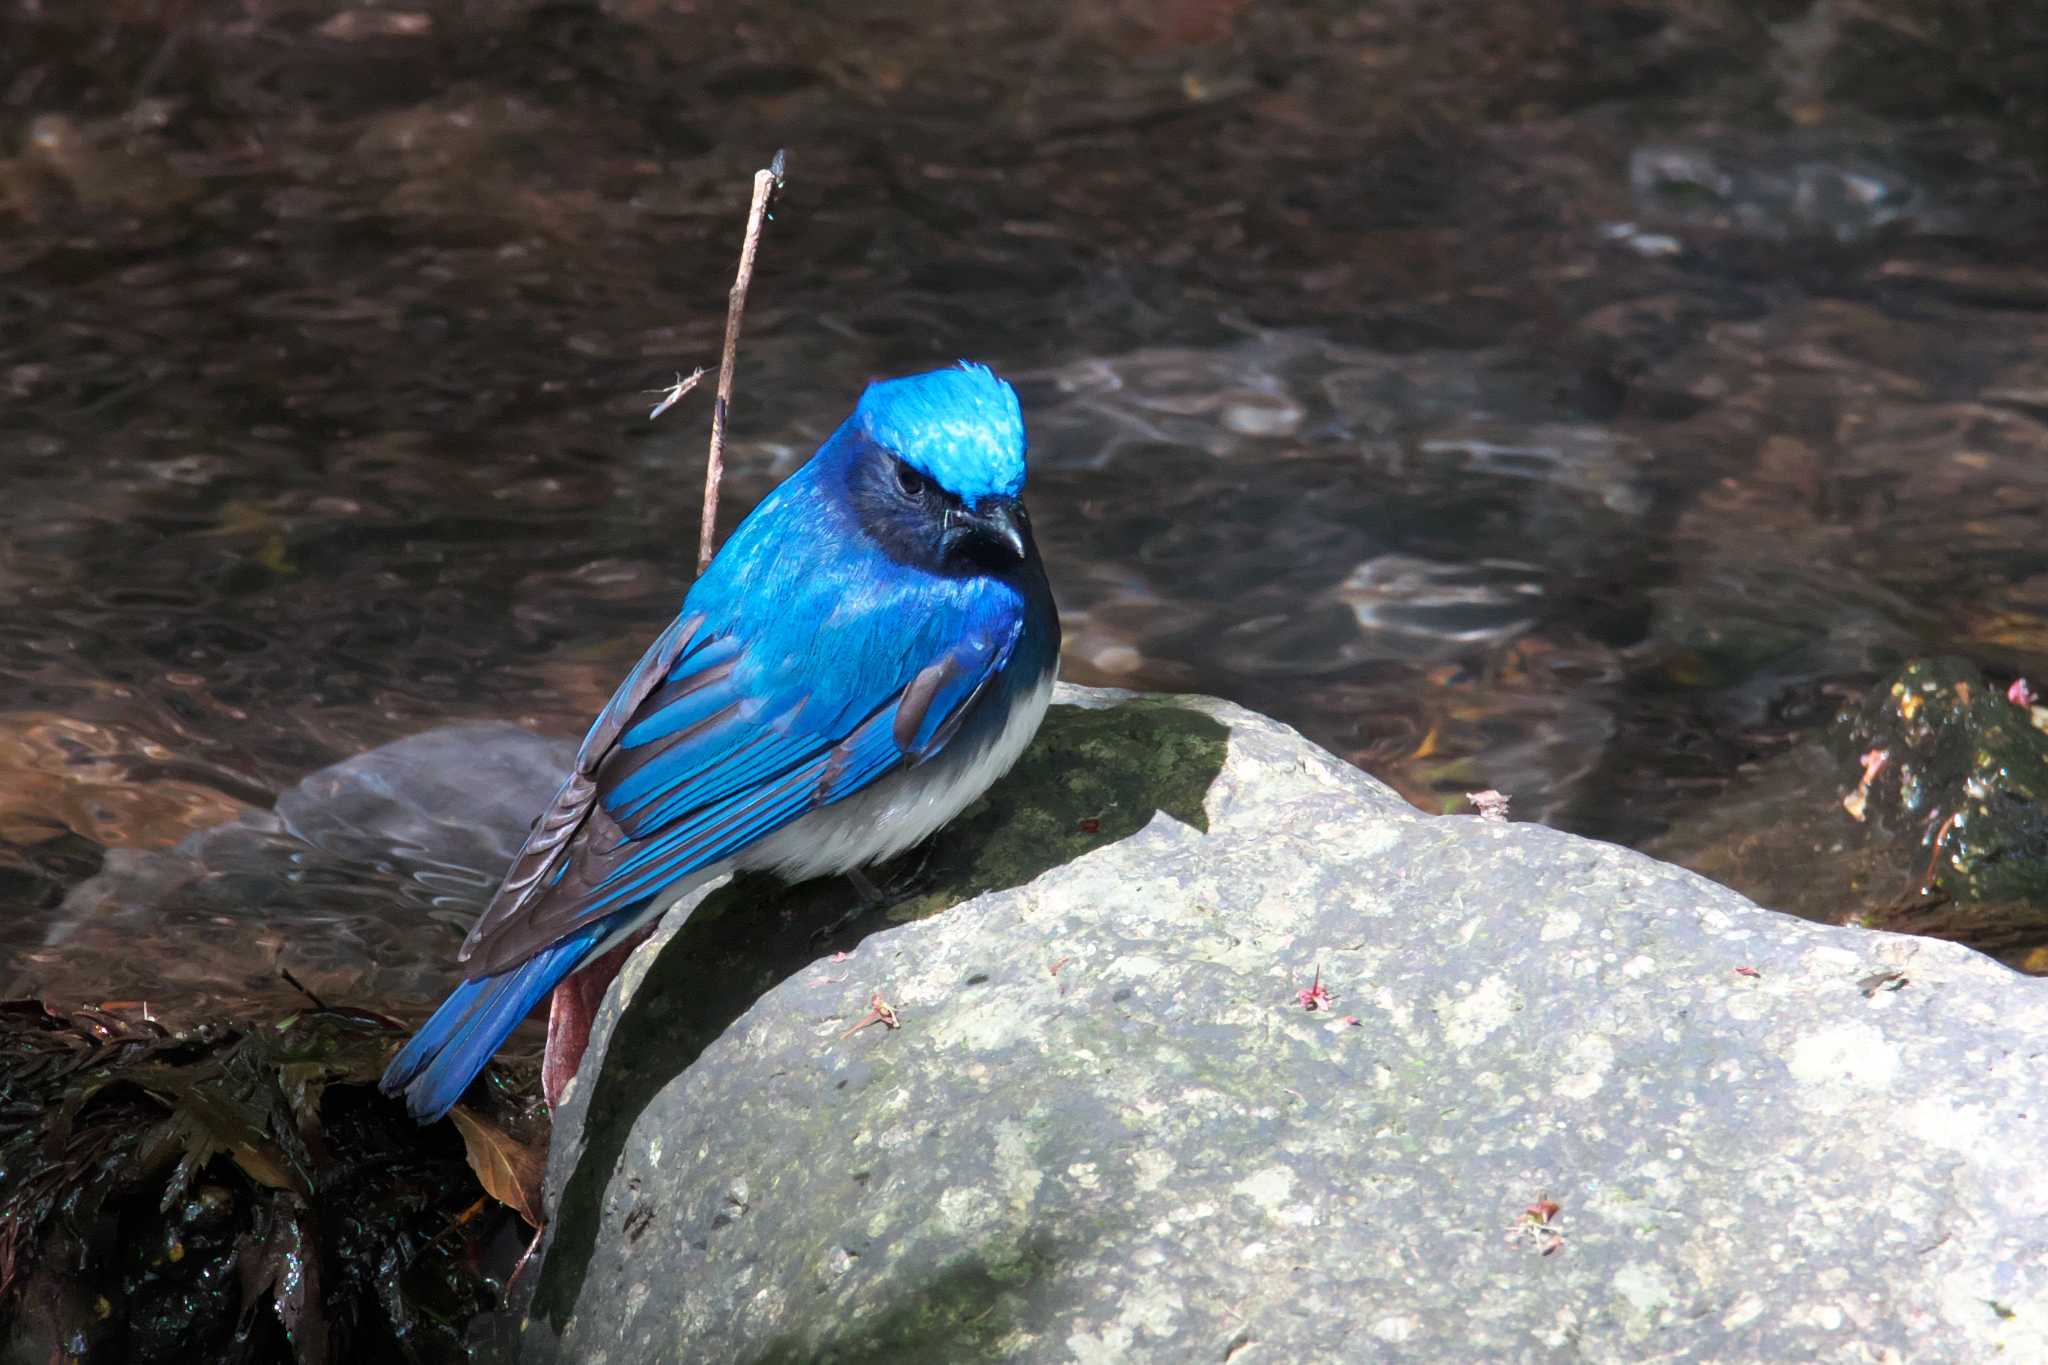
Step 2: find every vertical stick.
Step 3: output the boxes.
[551,157,786,1115]
[699,150,786,574]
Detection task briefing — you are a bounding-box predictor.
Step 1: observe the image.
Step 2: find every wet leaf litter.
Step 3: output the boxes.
[0,997,540,1363]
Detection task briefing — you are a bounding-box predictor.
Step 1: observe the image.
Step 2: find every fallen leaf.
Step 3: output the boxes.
[1,1000,516,1357]
[448,1106,546,1230]
[148,1085,309,1199]
[236,1194,328,1365]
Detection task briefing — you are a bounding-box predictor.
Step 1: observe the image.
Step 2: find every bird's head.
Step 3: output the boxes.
[840,362,1037,575]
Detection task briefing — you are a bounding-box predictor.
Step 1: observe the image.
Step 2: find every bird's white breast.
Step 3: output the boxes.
[740,666,1056,882]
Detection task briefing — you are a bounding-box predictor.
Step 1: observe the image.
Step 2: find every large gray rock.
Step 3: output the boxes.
[514,685,2048,1364]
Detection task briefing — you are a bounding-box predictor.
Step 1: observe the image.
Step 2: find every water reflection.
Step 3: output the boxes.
[22,723,571,1029]
[4,0,2048,1010]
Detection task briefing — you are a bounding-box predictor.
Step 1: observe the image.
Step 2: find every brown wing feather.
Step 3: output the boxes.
[893,655,962,750]
[456,613,703,972]
[465,716,854,976]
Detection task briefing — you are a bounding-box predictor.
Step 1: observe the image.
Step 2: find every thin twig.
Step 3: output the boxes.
[647,367,706,421]
[698,149,787,573]
[278,965,327,1012]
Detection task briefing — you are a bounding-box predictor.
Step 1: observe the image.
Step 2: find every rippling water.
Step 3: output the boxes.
[5,0,2048,1014]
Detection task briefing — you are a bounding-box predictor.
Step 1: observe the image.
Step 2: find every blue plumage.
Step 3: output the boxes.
[855,362,1025,507]
[381,364,1059,1121]
[379,927,604,1123]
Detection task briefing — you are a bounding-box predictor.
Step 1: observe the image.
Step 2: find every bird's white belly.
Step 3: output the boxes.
[740,667,1055,882]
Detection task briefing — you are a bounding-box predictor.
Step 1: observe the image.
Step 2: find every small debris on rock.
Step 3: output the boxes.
[1506,1194,1565,1256]
[1468,789,1511,822]
[1297,965,1334,1012]
[840,991,900,1038]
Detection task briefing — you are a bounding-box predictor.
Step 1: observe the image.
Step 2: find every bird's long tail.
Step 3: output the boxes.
[380,925,606,1122]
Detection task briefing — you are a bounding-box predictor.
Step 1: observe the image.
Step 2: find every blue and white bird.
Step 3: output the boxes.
[381,363,1058,1122]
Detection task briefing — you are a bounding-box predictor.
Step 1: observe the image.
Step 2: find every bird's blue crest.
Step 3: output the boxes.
[855,362,1025,506]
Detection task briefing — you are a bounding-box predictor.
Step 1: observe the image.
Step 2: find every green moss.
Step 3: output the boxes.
[750,1236,1061,1365]
[882,700,1231,923]
[1834,658,2048,904]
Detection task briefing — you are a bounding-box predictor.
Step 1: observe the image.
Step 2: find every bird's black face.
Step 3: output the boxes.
[849,438,1036,578]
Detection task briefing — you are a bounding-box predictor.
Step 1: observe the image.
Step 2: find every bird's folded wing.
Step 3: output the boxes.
[459,605,1023,979]
[457,611,703,966]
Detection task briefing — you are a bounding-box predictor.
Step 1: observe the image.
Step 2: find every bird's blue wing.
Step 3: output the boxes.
[458,590,1025,977]
[454,609,706,968]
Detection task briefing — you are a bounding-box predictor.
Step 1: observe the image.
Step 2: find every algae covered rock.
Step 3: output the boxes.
[517,684,2048,1364]
[1832,657,2048,906]
[1652,657,2048,970]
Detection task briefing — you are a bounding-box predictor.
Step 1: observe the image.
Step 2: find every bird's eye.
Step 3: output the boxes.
[894,462,926,498]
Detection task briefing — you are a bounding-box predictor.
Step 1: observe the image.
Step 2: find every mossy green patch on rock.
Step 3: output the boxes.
[750,1236,1059,1365]
[881,699,1229,924]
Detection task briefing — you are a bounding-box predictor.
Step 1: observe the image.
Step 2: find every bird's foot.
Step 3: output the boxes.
[862,839,940,903]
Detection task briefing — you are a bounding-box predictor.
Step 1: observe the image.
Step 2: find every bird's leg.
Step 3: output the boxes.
[541,926,654,1110]
[810,882,878,945]
[812,840,942,943]
[844,865,887,906]
[866,838,939,901]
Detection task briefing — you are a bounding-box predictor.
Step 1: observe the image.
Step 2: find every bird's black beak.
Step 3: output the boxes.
[944,496,1028,564]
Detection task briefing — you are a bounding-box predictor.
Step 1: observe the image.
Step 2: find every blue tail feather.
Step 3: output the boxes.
[381,925,606,1122]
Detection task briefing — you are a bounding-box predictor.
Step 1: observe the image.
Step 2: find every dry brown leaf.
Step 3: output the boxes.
[449,1106,545,1229]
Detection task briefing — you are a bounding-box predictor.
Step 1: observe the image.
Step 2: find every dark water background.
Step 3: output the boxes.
[5,0,2048,1017]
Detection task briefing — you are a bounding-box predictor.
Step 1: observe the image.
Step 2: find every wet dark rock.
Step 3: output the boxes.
[523,684,2048,1363]
[1650,658,2048,972]
[1833,658,2048,906]
[15,723,575,1028]
[1629,138,1944,244]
